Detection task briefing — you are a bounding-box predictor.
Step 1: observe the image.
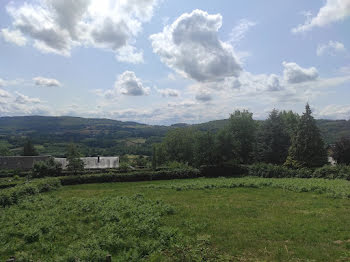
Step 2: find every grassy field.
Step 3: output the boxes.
[1,177,350,261]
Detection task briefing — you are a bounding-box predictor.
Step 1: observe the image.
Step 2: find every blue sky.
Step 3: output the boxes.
[0,0,349,125]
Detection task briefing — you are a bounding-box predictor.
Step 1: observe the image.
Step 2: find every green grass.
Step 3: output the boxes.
[1,177,350,261]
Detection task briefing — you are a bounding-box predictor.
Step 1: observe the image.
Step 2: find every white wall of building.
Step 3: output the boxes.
[54,156,119,169]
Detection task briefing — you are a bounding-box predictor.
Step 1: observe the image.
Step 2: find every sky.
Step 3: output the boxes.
[0,0,349,125]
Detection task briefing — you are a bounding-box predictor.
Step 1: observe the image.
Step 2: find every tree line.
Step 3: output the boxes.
[153,104,350,169]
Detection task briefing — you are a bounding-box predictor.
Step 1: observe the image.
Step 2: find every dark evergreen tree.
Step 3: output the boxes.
[66,143,84,173]
[23,139,38,156]
[332,137,350,165]
[280,110,300,137]
[285,104,328,168]
[257,109,291,164]
[228,110,257,164]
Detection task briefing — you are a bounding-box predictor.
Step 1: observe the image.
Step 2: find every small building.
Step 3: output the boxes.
[54,156,119,169]
[0,156,119,170]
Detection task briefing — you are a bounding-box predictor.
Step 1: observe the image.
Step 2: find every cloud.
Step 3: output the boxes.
[317,40,346,56]
[150,9,242,83]
[114,71,150,96]
[317,104,350,120]
[114,45,144,64]
[3,0,158,62]
[33,77,61,87]
[195,90,212,102]
[282,62,318,84]
[0,90,50,117]
[157,88,180,97]
[0,88,11,98]
[0,28,27,46]
[292,0,350,33]
[229,19,256,46]
[14,92,41,104]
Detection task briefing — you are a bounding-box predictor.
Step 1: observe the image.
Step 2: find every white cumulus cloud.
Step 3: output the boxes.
[317,41,346,56]
[112,71,150,97]
[292,0,350,33]
[2,0,159,62]
[282,62,319,84]
[157,88,180,97]
[150,9,242,83]
[0,28,27,46]
[33,77,61,87]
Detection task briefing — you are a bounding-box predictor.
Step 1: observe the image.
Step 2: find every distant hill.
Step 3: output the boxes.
[0,116,170,157]
[0,116,349,156]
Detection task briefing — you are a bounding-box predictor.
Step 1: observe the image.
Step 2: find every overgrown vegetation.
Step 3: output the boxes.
[0,178,61,207]
[3,178,350,261]
[147,177,350,199]
[0,194,184,261]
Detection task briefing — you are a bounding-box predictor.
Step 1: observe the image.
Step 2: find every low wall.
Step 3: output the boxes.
[54,156,119,169]
[0,156,51,170]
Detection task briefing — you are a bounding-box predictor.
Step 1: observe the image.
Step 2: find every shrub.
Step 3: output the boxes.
[60,168,200,186]
[0,178,61,207]
[32,157,62,178]
[200,163,247,178]
[313,165,350,180]
[118,162,131,172]
[247,163,313,178]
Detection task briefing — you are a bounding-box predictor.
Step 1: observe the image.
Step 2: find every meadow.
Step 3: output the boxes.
[1,177,350,261]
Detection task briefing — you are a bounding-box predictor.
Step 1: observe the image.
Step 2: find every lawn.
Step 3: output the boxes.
[1,177,350,261]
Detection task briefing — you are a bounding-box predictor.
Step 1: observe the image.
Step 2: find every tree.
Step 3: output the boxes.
[214,127,235,165]
[66,143,84,173]
[152,145,157,170]
[154,143,167,166]
[332,137,350,165]
[32,157,62,178]
[257,109,291,164]
[228,110,257,164]
[162,128,196,165]
[0,144,11,156]
[23,139,38,156]
[280,110,300,137]
[193,131,216,167]
[285,104,328,168]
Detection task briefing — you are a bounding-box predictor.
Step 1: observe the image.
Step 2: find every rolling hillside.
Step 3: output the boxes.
[0,116,349,157]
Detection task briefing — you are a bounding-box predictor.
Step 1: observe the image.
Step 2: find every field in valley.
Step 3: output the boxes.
[1,177,350,261]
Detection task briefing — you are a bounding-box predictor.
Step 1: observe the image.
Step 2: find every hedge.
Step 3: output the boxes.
[60,168,200,186]
[0,178,61,207]
[247,163,350,180]
[199,164,247,178]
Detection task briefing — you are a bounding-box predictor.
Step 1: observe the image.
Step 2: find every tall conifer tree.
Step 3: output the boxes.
[285,103,328,168]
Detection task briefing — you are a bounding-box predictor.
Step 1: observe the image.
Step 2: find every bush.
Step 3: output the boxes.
[32,158,62,178]
[247,163,313,178]
[313,165,350,180]
[247,163,350,180]
[200,163,247,178]
[0,178,61,207]
[118,162,131,172]
[60,168,200,186]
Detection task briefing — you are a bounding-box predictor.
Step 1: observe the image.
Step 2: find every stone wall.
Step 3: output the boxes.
[54,156,119,169]
[0,156,51,170]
